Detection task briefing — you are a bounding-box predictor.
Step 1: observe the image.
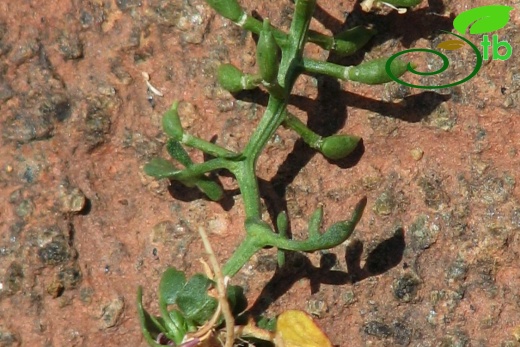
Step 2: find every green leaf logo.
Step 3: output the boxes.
[453,5,513,35]
[436,39,465,50]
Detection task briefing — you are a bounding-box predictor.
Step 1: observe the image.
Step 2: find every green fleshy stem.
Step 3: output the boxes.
[222,196,367,276]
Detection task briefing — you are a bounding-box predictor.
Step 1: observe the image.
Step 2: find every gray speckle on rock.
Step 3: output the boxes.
[512,207,520,228]
[392,321,412,346]
[423,103,456,131]
[10,39,39,65]
[373,191,396,216]
[418,173,450,210]
[116,0,142,11]
[58,265,82,289]
[446,258,468,283]
[15,199,34,219]
[100,296,125,329]
[363,320,392,338]
[392,272,420,303]
[83,97,113,151]
[0,328,20,347]
[111,59,133,85]
[152,220,188,244]
[254,254,278,273]
[473,174,515,205]
[38,239,71,266]
[80,287,94,304]
[3,261,24,295]
[58,32,83,60]
[439,330,469,347]
[176,2,209,44]
[409,215,439,251]
[0,81,13,101]
[3,111,55,143]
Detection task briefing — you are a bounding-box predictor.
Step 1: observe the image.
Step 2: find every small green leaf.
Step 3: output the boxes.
[176,274,218,326]
[436,39,465,50]
[226,284,248,316]
[257,315,277,332]
[348,57,410,85]
[320,135,360,160]
[204,0,245,22]
[257,19,280,84]
[453,5,513,35]
[166,140,193,168]
[194,178,224,201]
[276,211,288,235]
[137,286,167,347]
[307,206,323,240]
[159,268,187,305]
[333,26,377,57]
[218,64,246,93]
[315,196,366,249]
[158,269,187,343]
[144,158,179,179]
[162,102,183,141]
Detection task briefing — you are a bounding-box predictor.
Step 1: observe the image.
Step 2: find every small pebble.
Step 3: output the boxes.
[410,148,424,161]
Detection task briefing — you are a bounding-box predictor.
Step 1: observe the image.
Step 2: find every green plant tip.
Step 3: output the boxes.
[257,19,280,84]
[348,56,409,85]
[334,26,377,57]
[320,135,361,160]
[217,64,246,93]
[162,102,183,140]
[204,0,245,22]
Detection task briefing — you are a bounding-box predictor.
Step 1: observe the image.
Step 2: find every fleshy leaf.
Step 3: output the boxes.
[348,57,410,85]
[320,134,361,160]
[194,178,224,201]
[162,102,183,141]
[159,267,187,305]
[176,274,219,326]
[137,286,167,347]
[307,206,323,240]
[166,140,193,168]
[333,26,377,57]
[436,39,465,51]
[314,196,366,249]
[453,5,513,35]
[226,284,248,317]
[274,310,332,347]
[218,64,246,93]
[144,158,179,179]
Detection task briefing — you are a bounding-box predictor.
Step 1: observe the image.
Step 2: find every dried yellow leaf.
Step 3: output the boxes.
[274,310,332,347]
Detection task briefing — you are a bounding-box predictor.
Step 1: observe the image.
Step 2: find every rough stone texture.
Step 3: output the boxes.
[0,0,519,346]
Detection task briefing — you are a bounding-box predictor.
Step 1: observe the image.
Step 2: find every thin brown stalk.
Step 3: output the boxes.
[198,227,235,347]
